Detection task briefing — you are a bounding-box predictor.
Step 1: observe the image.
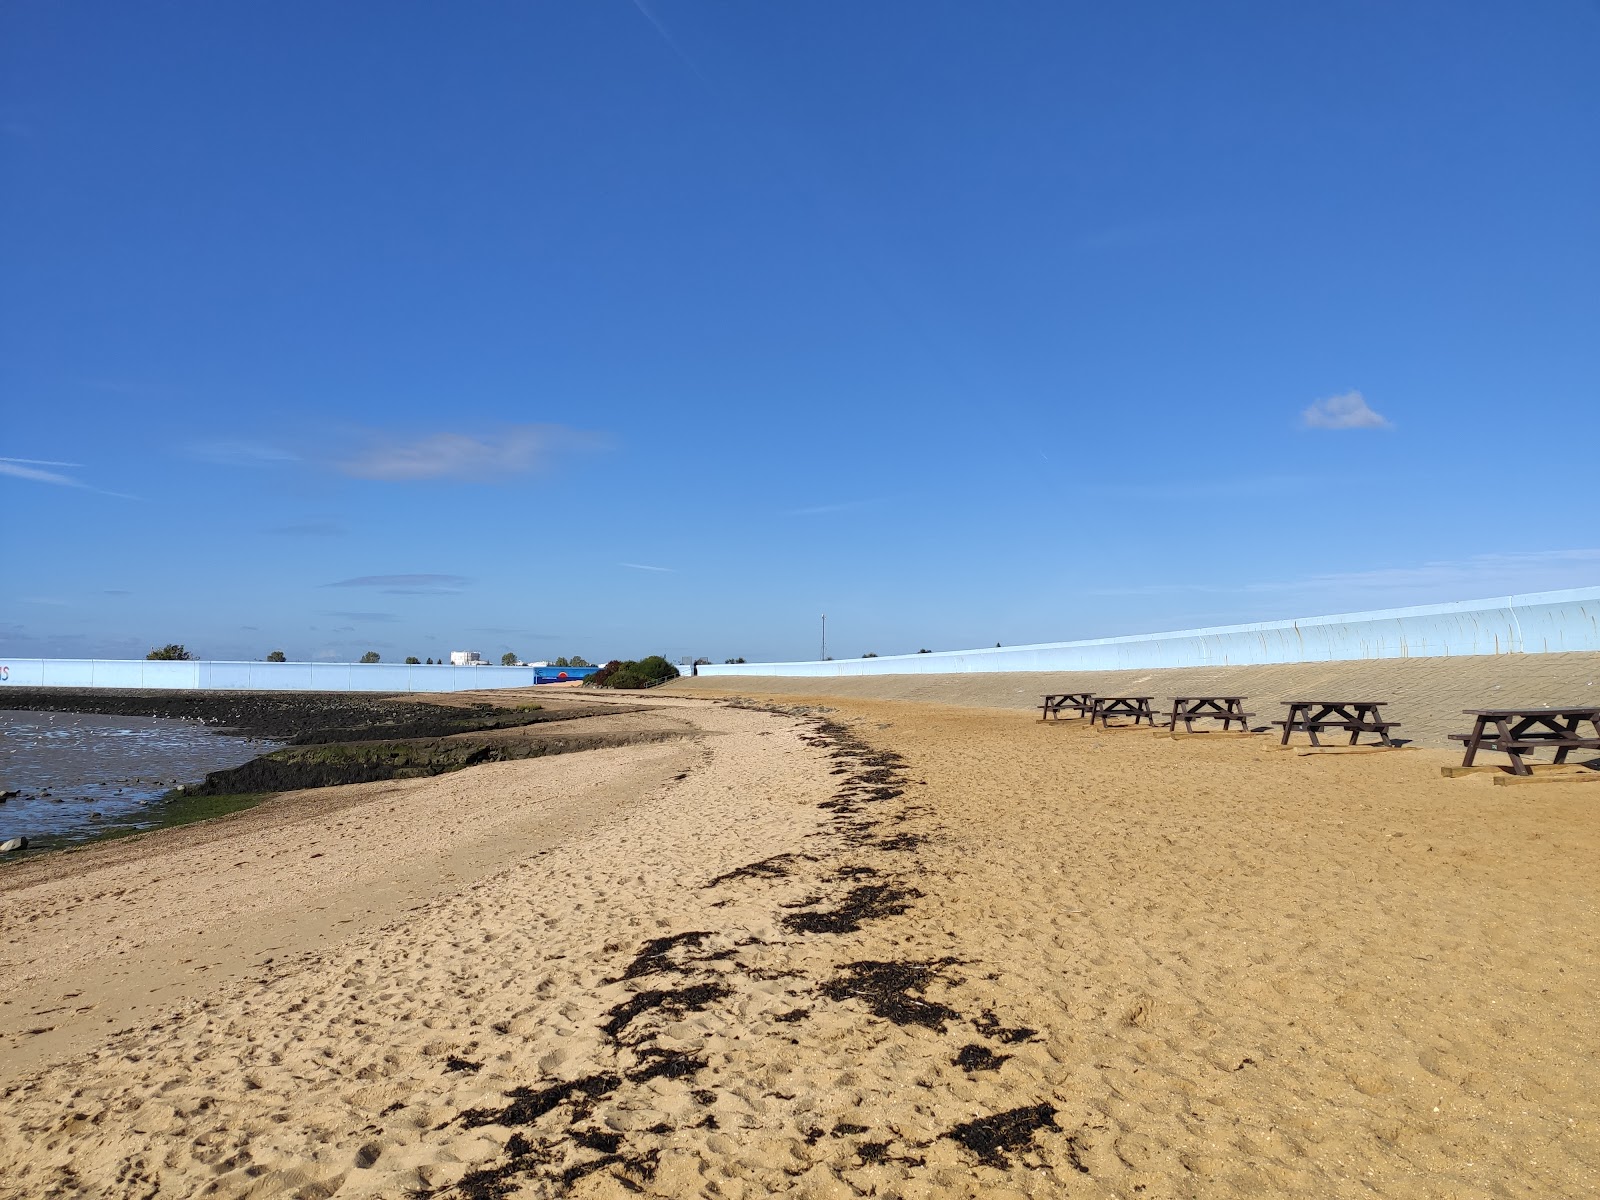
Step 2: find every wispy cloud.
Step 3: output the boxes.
[1091,548,1600,603]
[0,456,135,499]
[187,440,302,466]
[621,562,674,573]
[786,499,877,516]
[335,424,601,482]
[628,0,714,86]
[324,573,469,595]
[268,518,347,537]
[0,456,113,493]
[322,610,400,623]
[1302,390,1391,430]
[102,589,132,597]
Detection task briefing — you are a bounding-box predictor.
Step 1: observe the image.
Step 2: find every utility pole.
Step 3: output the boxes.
[820,614,827,662]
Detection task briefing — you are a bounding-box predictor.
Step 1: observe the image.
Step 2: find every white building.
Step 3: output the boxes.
[449,650,484,666]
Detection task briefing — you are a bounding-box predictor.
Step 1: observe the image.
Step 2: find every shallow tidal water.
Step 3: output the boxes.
[0,710,278,854]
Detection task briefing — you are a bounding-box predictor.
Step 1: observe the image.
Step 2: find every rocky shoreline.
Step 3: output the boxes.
[0,688,675,852]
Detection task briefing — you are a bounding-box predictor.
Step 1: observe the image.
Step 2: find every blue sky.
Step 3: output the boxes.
[3,2,1597,665]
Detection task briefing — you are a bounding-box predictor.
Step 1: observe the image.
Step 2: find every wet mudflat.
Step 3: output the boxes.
[0,710,278,850]
[0,689,668,857]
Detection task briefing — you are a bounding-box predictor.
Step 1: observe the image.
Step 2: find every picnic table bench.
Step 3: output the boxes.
[1274,700,1399,747]
[1091,696,1156,728]
[1449,708,1600,776]
[1165,696,1255,733]
[1039,692,1095,720]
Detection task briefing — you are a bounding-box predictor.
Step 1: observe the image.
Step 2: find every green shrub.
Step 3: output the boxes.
[588,655,679,689]
[266,650,287,662]
[359,651,380,664]
[147,644,193,661]
[405,656,421,665]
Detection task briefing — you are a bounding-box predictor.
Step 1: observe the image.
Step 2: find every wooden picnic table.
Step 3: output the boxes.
[1039,692,1094,720]
[1091,696,1156,728]
[1165,696,1254,733]
[1274,700,1399,747]
[1450,708,1600,776]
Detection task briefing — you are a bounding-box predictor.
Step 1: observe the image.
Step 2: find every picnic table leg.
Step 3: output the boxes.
[1498,717,1530,775]
[1552,715,1578,765]
[1346,707,1361,746]
[1461,716,1486,766]
[1374,708,1395,747]
[1281,706,1296,746]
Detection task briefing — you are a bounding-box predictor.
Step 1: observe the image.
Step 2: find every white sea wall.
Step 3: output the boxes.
[695,587,1600,678]
[0,659,541,691]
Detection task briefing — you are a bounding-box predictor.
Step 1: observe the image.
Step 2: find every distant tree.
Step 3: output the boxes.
[725,657,745,664]
[917,649,931,654]
[405,656,421,665]
[553,656,570,667]
[501,651,518,666]
[569,655,593,667]
[359,650,381,664]
[266,650,287,662]
[146,644,193,661]
[863,652,878,658]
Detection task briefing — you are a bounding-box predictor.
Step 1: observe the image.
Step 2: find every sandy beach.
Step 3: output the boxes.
[2,679,1596,1197]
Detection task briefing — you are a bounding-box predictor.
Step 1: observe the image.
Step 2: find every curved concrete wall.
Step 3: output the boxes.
[0,659,543,692]
[696,587,1600,678]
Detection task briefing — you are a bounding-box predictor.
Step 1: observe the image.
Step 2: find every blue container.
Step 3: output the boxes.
[532,665,600,684]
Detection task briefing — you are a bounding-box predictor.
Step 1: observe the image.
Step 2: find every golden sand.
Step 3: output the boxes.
[1,686,1595,1197]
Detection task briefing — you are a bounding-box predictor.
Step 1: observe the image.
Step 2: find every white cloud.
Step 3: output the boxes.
[621,562,674,572]
[0,456,134,498]
[1301,390,1391,430]
[335,424,598,482]
[0,457,86,487]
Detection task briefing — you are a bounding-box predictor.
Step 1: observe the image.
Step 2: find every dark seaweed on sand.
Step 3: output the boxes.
[974,1009,1039,1044]
[953,1043,1011,1073]
[944,1103,1059,1168]
[601,982,732,1041]
[611,930,716,981]
[626,1047,708,1084]
[456,1073,620,1131]
[818,959,962,1032]
[780,882,921,936]
[704,853,805,888]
